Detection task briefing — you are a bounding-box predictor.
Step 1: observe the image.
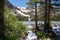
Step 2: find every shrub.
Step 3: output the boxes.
[4,6,28,40]
[36,30,46,40]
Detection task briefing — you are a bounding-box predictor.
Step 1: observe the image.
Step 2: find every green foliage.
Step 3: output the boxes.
[4,6,28,40]
[16,15,28,21]
[27,0,60,21]
[51,14,60,21]
[26,0,42,5]
[31,16,44,21]
[36,30,46,40]
[27,0,45,21]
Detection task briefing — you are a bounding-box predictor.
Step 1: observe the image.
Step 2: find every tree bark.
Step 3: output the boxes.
[0,0,4,40]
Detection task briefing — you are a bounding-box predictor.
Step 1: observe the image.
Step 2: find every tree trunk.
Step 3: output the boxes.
[0,0,4,40]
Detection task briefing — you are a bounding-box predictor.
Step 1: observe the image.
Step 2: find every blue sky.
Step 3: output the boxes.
[8,0,60,7]
[9,0,28,7]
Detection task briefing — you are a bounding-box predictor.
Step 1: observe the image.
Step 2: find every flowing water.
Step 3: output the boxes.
[25,30,37,40]
[22,20,60,40]
[25,18,37,40]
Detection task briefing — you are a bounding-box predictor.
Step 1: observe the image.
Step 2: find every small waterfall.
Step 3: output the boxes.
[25,17,37,40]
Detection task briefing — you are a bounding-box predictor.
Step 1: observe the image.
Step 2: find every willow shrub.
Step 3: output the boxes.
[4,6,28,40]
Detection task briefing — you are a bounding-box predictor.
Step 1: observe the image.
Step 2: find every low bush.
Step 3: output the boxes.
[36,30,46,40]
[4,6,28,40]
